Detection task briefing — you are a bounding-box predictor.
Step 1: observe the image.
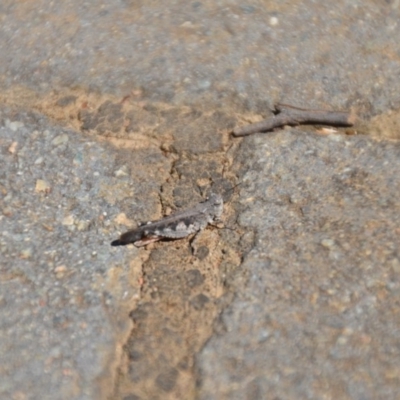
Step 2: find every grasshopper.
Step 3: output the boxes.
[111,193,223,247]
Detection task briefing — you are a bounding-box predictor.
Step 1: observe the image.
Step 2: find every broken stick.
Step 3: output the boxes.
[232,103,356,137]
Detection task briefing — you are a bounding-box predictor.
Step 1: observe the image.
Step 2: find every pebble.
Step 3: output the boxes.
[6,120,25,132]
[51,134,69,146]
[321,238,335,248]
[20,248,32,259]
[269,16,279,26]
[35,179,51,193]
[8,141,18,154]
[62,215,75,226]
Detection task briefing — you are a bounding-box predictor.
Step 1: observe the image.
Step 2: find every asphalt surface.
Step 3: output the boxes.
[1,1,400,399]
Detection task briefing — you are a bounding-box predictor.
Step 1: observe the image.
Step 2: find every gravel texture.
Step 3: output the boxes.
[1,0,400,399]
[197,130,400,400]
[0,107,170,400]
[1,1,400,113]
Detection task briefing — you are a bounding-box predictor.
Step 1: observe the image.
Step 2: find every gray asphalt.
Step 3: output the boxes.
[1,1,400,399]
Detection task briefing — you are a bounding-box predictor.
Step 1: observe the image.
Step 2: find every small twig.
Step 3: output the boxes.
[232,103,356,137]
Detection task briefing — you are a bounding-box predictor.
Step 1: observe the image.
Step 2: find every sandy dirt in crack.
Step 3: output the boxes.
[2,86,400,400]
[0,86,245,400]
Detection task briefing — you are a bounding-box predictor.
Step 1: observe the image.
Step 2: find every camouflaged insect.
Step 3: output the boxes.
[111,193,223,247]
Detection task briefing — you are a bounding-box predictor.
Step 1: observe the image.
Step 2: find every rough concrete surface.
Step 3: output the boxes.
[0,107,170,400]
[0,1,400,400]
[198,131,400,400]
